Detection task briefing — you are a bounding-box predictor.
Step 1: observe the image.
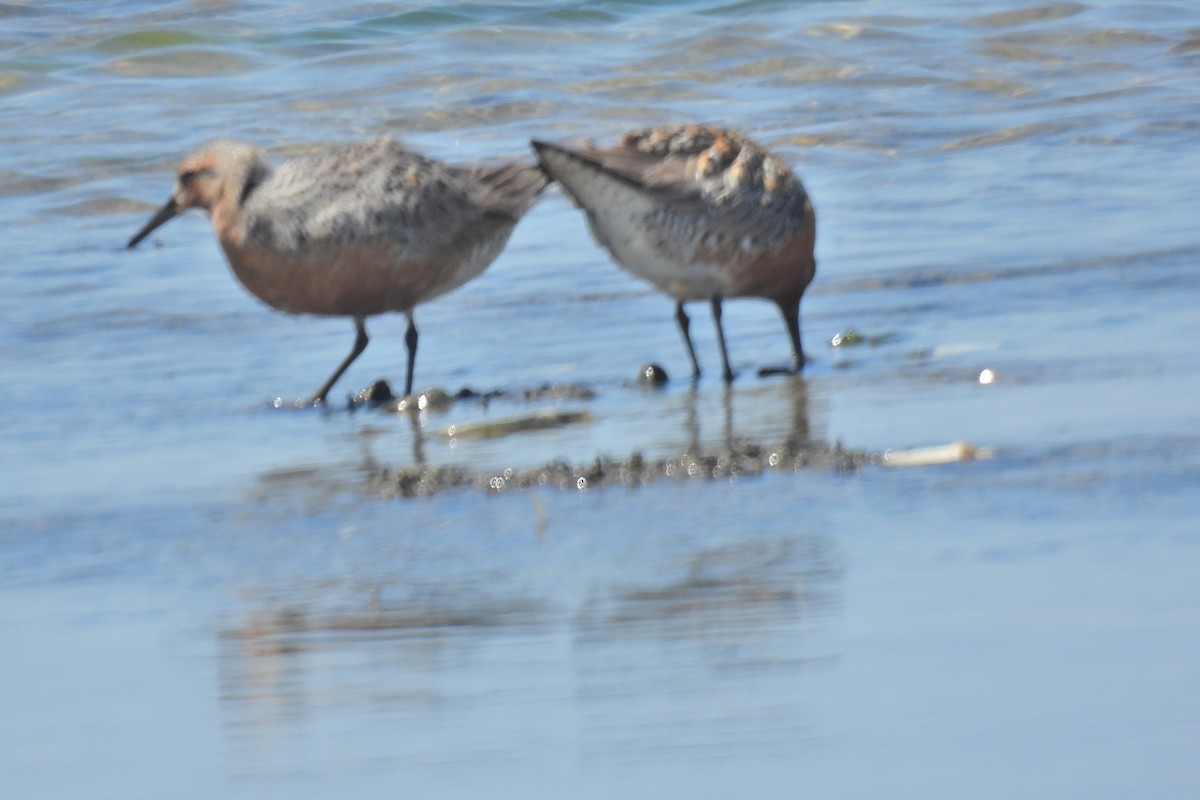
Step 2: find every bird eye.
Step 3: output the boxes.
[180,169,200,187]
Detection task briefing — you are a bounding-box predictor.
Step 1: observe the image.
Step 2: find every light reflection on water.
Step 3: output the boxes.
[2,0,1200,797]
[212,483,843,791]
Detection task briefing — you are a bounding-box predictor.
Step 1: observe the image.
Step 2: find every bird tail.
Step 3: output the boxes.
[469,161,553,219]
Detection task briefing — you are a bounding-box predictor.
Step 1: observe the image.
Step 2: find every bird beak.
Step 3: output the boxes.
[127,197,179,249]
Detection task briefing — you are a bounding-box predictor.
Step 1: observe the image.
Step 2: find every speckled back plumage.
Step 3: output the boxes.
[617,125,805,207]
[235,138,545,270]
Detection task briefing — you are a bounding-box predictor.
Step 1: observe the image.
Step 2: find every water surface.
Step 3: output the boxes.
[2,1,1199,798]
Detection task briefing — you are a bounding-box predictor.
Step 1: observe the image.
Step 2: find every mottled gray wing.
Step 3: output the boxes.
[581,143,806,238]
[554,144,709,210]
[245,140,497,259]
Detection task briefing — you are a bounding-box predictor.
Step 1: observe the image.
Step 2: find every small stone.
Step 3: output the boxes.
[354,379,394,405]
[638,363,669,386]
[415,387,453,412]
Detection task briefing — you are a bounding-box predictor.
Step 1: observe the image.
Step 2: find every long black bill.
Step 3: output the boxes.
[127,197,179,249]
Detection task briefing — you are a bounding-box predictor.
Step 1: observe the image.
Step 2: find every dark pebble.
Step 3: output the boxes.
[638,363,669,386]
[353,379,395,405]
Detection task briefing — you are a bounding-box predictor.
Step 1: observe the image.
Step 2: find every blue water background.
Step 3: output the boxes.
[2,1,1199,797]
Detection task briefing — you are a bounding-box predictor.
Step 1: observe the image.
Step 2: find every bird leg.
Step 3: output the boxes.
[710,296,735,383]
[758,298,807,377]
[675,300,702,379]
[780,297,805,371]
[403,313,419,397]
[311,316,368,406]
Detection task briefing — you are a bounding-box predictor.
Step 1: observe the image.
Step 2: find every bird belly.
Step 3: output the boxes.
[221,241,453,317]
[587,214,738,301]
[603,214,816,305]
[637,255,737,301]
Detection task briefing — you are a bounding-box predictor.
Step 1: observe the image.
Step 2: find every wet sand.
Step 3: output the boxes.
[334,376,871,497]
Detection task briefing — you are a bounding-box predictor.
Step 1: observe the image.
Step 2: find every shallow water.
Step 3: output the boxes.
[3,1,1200,797]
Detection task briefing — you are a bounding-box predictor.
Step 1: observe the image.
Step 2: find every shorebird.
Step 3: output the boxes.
[128,137,549,404]
[532,125,816,382]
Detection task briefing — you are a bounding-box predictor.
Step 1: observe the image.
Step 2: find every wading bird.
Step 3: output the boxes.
[129,137,549,403]
[533,125,816,381]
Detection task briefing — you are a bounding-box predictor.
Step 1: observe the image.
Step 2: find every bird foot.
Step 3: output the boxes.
[756,362,804,378]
